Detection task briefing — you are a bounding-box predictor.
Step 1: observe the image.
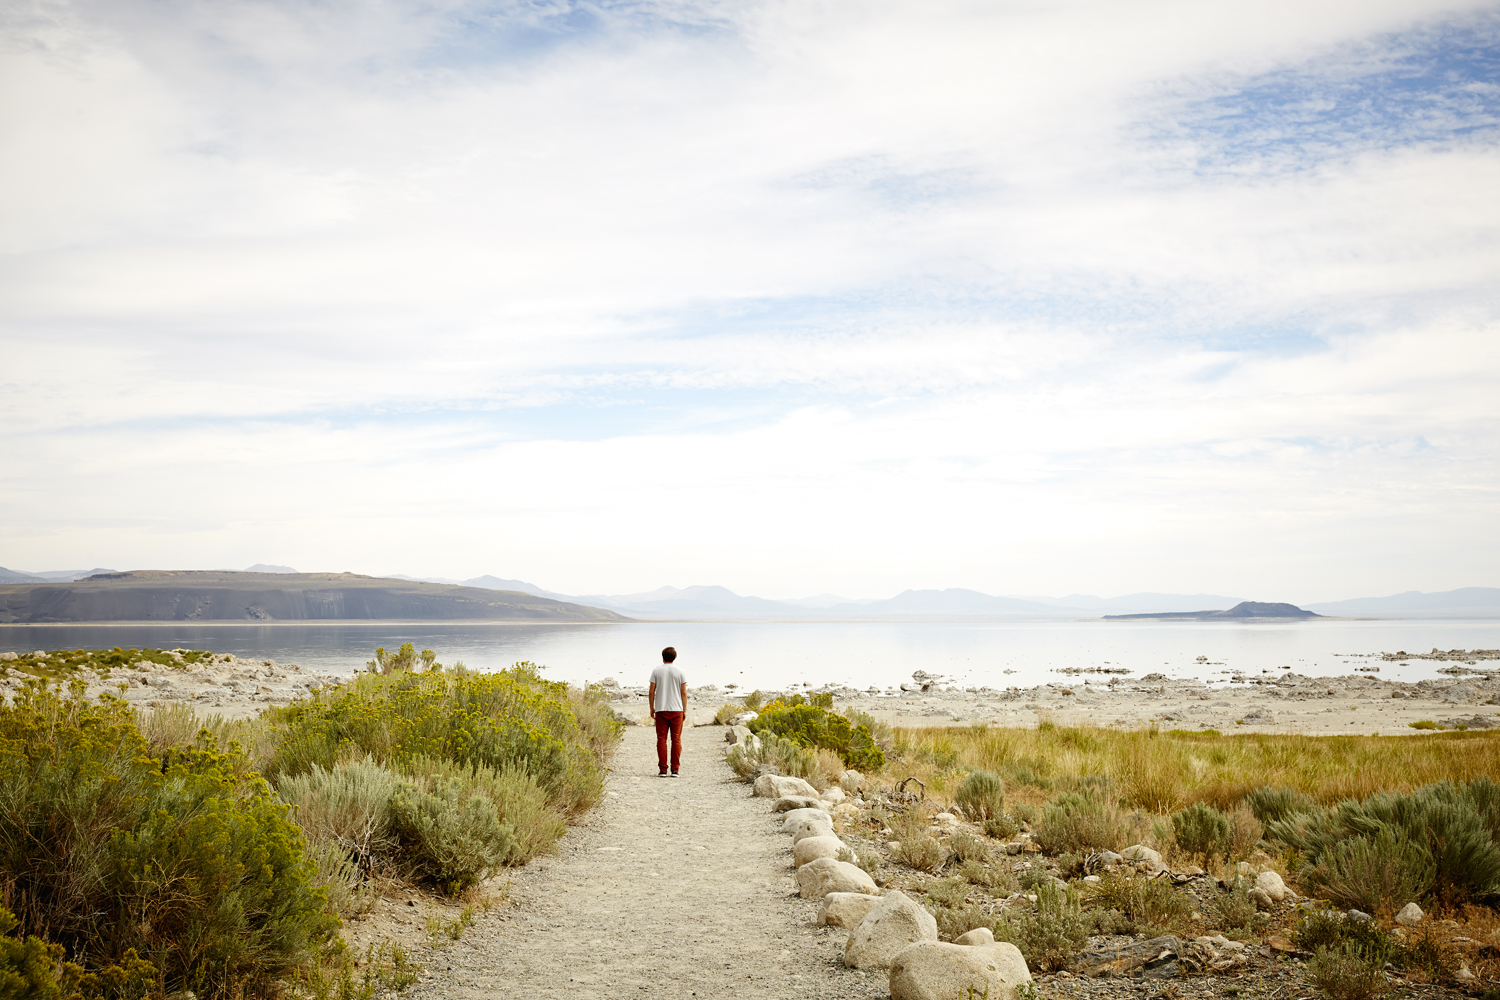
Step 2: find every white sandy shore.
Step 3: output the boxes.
[603,659,1500,736]
[0,649,344,719]
[3,647,1498,737]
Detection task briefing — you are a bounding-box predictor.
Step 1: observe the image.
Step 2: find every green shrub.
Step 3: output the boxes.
[954,770,1006,821]
[1263,779,1500,905]
[1083,868,1190,932]
[1295,911,1395,965]
[747,703,885,771]
[949,829,992,864]
[263,662,618,820]
[1392,926,1458,983]
[725,732,816,781]
[742,690,766,712]
[1308,944,1390,1000]
[1032,791,1129,854]
[290,939,422,1000]
[278,757,400,873]
[0,680,335,999]
[0,906,156,1000]
[389,776,513,894]
[1409,720,1437,730]
[895,836,947,873]
[399,756,564,865]
[1172,802,1231,864]
[304,842,375,921]
[1308,828,1435,914]
[1212,876,1259,932]
[713,703,739,725]
[1246,786,1315,824]
[994,881,1089,972]
[983,815,1020,840]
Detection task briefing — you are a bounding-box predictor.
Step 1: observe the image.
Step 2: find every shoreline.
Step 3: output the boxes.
[2,645,1497,738]
[605,658,1500,737]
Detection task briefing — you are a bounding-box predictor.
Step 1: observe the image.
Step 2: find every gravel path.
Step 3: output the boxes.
[406,725,888,1000]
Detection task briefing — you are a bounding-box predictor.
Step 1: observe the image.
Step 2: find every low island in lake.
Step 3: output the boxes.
[1101,600,1323,621]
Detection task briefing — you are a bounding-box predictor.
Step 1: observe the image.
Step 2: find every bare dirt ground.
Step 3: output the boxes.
[401,725,887,1000]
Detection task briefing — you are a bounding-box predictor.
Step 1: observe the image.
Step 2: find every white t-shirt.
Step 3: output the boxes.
[649,663,687,712]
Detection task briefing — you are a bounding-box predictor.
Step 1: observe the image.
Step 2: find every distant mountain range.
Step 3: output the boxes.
[377,579,1500,620]
[1304,588,1500,617]
[4,565,1496,620]
[0,567,118,584]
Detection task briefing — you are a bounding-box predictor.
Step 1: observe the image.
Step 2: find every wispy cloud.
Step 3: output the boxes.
[1,0,1497,599]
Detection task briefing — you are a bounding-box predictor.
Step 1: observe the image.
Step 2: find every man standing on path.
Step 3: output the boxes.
[648,646,687,777]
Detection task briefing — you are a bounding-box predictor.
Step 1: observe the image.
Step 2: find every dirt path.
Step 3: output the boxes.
[405,725,887,1000]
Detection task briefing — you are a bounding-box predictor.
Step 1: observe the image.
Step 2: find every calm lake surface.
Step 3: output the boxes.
[4,619,1497,691]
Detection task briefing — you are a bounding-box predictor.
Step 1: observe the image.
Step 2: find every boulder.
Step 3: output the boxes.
[1396,902,1424,926]
[729,711,759,726]
[725,725,753,744]
[1096,850,1124,866]
[889,941,1032,1000]
[845,890,938,969]
[819,891,882,928]
[754,773,820,799]
[773,795,824,812]
[789,818,836,844]
[954,928,995,946]
[821,787,848,805]
[931,812,961,830]
[794,835,853,867]
[1121,844,1162,866]
[840,769,865,793]
[1254,870,1292,902]
[797,857,879,899]
[781,807,833,830]
[1248,887,1274,909]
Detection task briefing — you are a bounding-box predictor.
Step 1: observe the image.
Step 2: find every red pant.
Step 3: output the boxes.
[654,711,684,773]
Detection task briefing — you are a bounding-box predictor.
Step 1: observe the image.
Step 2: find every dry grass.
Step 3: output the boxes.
[888,724,1500,811]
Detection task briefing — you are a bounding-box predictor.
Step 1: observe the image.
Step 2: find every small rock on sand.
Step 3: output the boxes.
[780,807,832,830]
[772,795,823,812]
[793,835,852,867]
[754,774,819,799]
[889,940,1031,1000]
[1254,870,1292,902]
[845,890,937,969]
[796,857,878,899]
[818,892,881,928]
[789,818,836,844]
[1397,902,1424,926]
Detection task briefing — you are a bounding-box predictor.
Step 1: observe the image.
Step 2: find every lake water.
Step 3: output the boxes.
[4,618,1497,691]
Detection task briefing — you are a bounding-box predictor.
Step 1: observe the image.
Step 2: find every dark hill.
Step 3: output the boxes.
[1102,601,1322,621]
[0,570,634,623]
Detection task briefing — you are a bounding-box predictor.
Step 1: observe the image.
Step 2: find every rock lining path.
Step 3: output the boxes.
[407,725,887,999]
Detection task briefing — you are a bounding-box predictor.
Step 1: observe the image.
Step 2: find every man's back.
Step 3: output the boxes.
[650,662,686,711]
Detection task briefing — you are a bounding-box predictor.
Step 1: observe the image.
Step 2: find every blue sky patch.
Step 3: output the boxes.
[1157,13,1500,170]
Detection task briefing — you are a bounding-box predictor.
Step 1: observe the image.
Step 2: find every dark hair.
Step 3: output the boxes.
[661,646,677,663]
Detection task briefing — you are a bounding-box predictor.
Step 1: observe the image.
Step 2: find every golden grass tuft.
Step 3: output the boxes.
[888,724,1500,810]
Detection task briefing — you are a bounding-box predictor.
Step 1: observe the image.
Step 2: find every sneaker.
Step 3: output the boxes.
[670,772,680,778]
[657,771,669,777]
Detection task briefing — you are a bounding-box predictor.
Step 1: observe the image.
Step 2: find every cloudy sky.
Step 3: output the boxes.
[2,0,1497,601]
